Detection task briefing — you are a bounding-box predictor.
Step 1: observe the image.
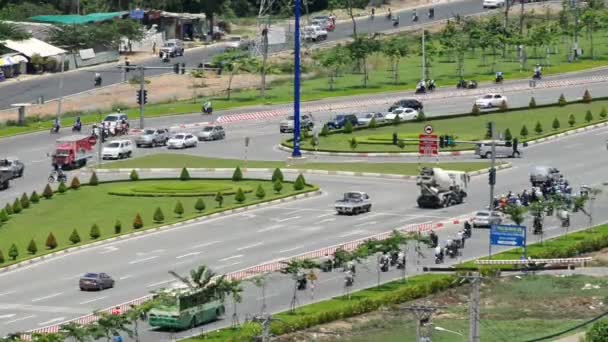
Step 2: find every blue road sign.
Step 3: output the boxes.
[490,224,526,247]
[130,9,145,20]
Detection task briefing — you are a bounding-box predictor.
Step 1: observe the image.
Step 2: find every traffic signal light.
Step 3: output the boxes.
[486,122,494,139]
[181,63,186,74]
[136,90,141,104]
[136,90,148,105]
[488,167,496,186]
[143,89,148,104]
[446,135,453,147]
[439,135,445,148]
[173,63,180,74]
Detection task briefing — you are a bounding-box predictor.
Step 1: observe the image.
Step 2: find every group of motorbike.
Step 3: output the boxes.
[415,79,437,94]
[50,117,83,134]
[432,224,471,264]
[386,7,434,27]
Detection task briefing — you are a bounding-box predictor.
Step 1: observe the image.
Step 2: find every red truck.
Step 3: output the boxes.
[51,135,97,169]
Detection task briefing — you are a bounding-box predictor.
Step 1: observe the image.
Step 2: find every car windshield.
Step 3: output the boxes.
[144,130,155,135]
[56,149,71,156]
[476,212,489,217]
[107,142,120,148]
[335,115,345,120]
[83,273,98,278]
[483,95,493,99]
[174,135,184,139]
[365,114,374,118]
[203,127,214,132]
[104,116,118,121]
[345,193,362,200]
[166,43,175,47]
[304,28,314,33]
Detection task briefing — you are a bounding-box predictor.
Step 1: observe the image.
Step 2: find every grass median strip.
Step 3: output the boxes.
[98,154,493,175]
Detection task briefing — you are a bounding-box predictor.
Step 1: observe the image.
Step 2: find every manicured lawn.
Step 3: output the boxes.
[0,178,316,267]
[287,100,608,153]
[99,153,493,175]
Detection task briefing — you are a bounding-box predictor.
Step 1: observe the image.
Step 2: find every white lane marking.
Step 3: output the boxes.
[281,209,301,216]
[564,142,583,149]
[119,275,133,280]
[79,296,108,305]
[176,251,201,259]
[3,315,35,325]
[31,292,63,303]
[146,279,173,288]
[319,218,336,223]
[31,159,48,164]
[339,230,367,238]
[256,224,284,233]
[219,254,244,262]
[301,226,322,231]
[0,314,16,319]
[239,213,256,219]
[237,242,263,251]
[355,213,383,221]
[256,294,279,301]
[189,241,221,249]
[354,221,377,227]
[99,246,119,255]
[278,246,303,253]
[271,216,301,223]
[38,317,66,326]
[316,212,335,218]
[216,261,243,270]
[0,291,17,297]
[129,255,159,264]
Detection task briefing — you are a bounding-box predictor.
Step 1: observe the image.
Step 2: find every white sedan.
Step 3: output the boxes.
[483,0,505,8]
[475,94,508,108]
[385,107,419,121]
[167,133,198,149]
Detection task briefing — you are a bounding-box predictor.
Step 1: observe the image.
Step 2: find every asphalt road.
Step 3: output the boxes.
[0,0,496,110]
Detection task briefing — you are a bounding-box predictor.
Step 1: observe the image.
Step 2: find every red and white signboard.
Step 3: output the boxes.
[419,134,438,156]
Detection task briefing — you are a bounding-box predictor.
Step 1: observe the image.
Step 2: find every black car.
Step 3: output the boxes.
[79,272,115,291]
[327,114,359,130]
[388,99,423,112]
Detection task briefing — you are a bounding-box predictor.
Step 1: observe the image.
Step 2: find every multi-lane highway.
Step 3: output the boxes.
[0,0,497,110]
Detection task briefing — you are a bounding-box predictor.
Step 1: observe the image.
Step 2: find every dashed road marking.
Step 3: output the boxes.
[189,241,221,249]
[38,317,66,326]
[219,254,244,262]
[119,275,133,280]
[339,230,367,238]
[176,252,201,259]
[0,291,17,297]
[3,315,35,325]
[257,224,284,233]
[79,296,108,305]
[31,292,63,303]
[278,246,303,254]
[318,218,336,224]
[237,242,263,251]
[0,314,16,319]
[129,256,159,265]
[146,279,173,288]
[316,212,335,218]
[354,221,377,227]
[271,216,301,223]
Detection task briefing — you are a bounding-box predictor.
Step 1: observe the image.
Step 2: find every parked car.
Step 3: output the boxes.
[79,272,115,291]
[326,114,359,130]
[357,112,385,125]
[197,125,226,141]
[167,133,198,149]
[102,140,133,160]
[475,140,522,158]
[280,114,314,133]
[388,99,423,112]
[475,94,508,108]
[225,36,252,51]
[135,128,169,147]
[311,18,335,31]
[0,158,24,178]
[483,0,505,8]
[102,113,129,130]
[385,107,419,121]
[472,210,503,228]
[160,39,185,57]
[302,25,328,42]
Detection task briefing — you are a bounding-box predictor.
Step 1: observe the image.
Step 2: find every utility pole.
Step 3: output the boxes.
[401,304,443,341]
[488,122,496,210]
[55,53,66,123]
[292,0,302,158]
[138,66,145,129]
[573,0,580,61]
[466,274,482,342]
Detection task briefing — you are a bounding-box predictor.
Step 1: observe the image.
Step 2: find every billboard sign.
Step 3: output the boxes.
[490,224,526,247]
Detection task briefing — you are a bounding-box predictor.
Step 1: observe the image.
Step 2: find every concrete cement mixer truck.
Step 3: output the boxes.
[416,167,469,208]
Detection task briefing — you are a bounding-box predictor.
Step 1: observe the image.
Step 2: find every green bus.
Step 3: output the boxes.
[148,286,226,330]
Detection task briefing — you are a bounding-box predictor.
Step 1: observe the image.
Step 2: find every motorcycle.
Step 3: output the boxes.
[415,85,427,94]
[446,247,457,259]
[429,232,439,248]
[379,256,389,272]
[392,18,399,27]
[396,253,406,269]
[50,123,60,134]
[48,170,67,183]
[94,77,102,87]
[495,74,504,83]
[386,12,392,20]
[390,252,399,266]
[162,53,170,63]
[344,272,354,287]
[434,253,444,264]
[533,71,542,80]
[412,13,419,22]
[202,105,213,115]
[428,8,435,18]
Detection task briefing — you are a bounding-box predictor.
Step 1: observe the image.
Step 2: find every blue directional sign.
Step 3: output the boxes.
[490,224,526,247]
[129,9,145,20]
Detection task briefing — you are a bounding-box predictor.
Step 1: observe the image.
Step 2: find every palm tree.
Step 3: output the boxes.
[125,302,155,342]
[60,321,91,342]
[88,312,133,342]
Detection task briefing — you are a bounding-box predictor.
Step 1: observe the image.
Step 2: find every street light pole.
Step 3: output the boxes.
[55,53,66,123]
[292,0,302,158]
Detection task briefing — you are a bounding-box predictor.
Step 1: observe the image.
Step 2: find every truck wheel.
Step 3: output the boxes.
[484,152,492,159]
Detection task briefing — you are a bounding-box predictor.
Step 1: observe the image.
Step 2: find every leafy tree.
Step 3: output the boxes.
[130,169,139,181]
[0,249,3,263]
[89,224,101,239]
[88,311,133,342]
[343,120,353,134]
[568,114,576,127]
[600,107,607,119]
[12,198,21,214]
[314,46,351,90]
[558,93,567,106]
[8,243,18,260]
[133,213,143,229]
[294,174,306,191]
[587,319,608,342]
[70,176,81,189]
[59,321,90,342]
[582,89,593,103]
[471,103,481,115]
[0,21,31,40]
[89,172,99,186]
[552,118,561,130]
[153,207,165,223]
[195,198,206,212]
[0,209,7,222]
[30,191,40,203]
[27,239,37,255]
[179,167,190,181]
[43,184,53,199]
[273,180,283,194]
[272,168,284,183]
[174,201,184,217]
[520,125,529,138]
[234,188,246,203]
[20,192,29,209]
[114,19,145,52]
[114,220,122,234]
[212,51,256,99]
[232,166,243,181]
[330,0,368,38]
[347,37,380,87]
[320,124,330,137]
[255,185,266,199]
[585,110,594,123]
[534,121,543,135]
[69,229,81,244]
[57,181,67,194]
[382,37,409,84]
[4,203,12,215]
[349,137,358,150]
[215,192,224,207]
[529,97,536,108]
[45,233,58,250]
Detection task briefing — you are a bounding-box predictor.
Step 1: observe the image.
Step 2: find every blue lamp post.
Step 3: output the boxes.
[292,0,302,158]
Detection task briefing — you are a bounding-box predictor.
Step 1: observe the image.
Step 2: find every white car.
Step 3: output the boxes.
[358,112,385,125]
[167,133,198,149]
[102,140,133,160]
[385,107,419,121]
[472,210,503,228]
[483,0,505,8]
[102,113,129,130]
[475,94,508,108]
[302,25,328,42]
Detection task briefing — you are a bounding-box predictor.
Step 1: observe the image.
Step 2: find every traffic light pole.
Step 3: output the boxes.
[139,66,145,129]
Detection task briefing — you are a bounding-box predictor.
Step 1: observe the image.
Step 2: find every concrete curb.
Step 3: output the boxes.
[0,189,322,275]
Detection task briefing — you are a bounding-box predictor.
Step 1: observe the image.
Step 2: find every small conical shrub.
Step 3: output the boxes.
[272,168,284,183]
[174,201,184,217]
[42,184,53,199]
[30,191,40,203]
[234,188,246,203]
[180,167,190,181]
[20,193,29,209]
[153,207,165,223]
[0,209,7,222]
[534,121,543,135]
[27,239,37,255]
[520,125,529,138]
[215,192,224,207]
[133,213,143,229]
[600,107,607,119]
[568,114,576,127]
[294,174,306,191]
[552,118,560,130]
[57,181,67,194]
[349,137,358,150]
[529,97,536,108]
[392,114,401,126]
[70,176,81,190]
[89,172,99,186]
[232,166,243,181]
[69,229,81,244]
[343,120,353,133]
[114,220,122,234]
[4,203,12,215]
[255,185,266,199]
[12,198,21,214]
[499,100,508,112]
[89,224,101,239]
[195,198,206,213]
[369,117,377,129]
[45,233,57,250]
[585,110,594,123]
[471,103,481,115]
[8,244,18,260]
[558,93,567,106]
[130,169,139,181]
[0,250,4,263]
[320,124,330,137]
[504,128,512,142]
[274,180,283,194]
[582,89,592,103]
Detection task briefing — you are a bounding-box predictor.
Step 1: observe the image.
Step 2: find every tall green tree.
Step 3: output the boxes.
[381,37,408,84]
[315,45,351,90]
[213,51,256,100]
[581,0,604,59]
[330,0,368,38]
[347,37,379,88]
[0,21,31,40]
[88,312,133,342]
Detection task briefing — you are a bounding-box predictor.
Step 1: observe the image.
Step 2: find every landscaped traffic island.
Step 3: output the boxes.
[0,170,317,267]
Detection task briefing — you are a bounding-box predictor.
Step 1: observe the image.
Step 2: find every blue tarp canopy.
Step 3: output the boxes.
[29,12,129,25]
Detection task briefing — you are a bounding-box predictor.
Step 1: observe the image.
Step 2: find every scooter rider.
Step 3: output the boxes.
[396,251,406,269]
[94,72,102,86]
[434,245,444,264]
[495,71,504,83]
[296,271,307,290]
[387,8,392,20]
[73,117,82,132]
[429,230,439,248]
[533,64,542,79]
[464,220,472,238]
[379,253,390,272]
[52,117,60,133]
[393,15,400,27]
[344,270,354,287]
[203,100,213,114]
[428,7,435,18]
[345,260,356,274]
[412,9,418,22]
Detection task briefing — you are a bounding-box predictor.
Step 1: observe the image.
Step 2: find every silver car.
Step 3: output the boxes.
[475,141,522,159]
[0,158,24,178]
[472,210,503,228]
[197,125,226,141]
[358,112,385,125]
[135,128,169,147]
